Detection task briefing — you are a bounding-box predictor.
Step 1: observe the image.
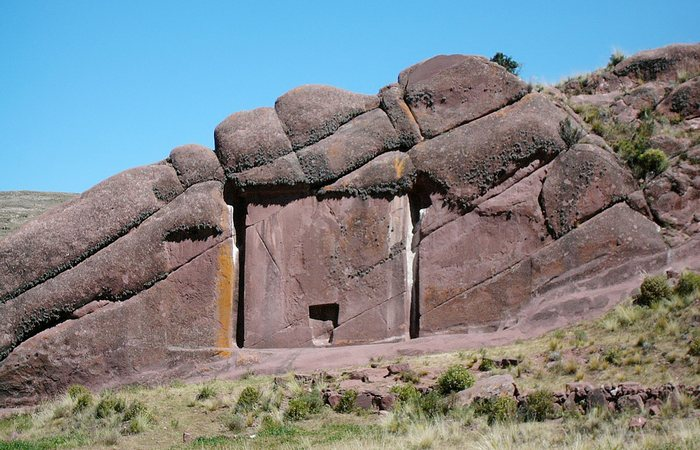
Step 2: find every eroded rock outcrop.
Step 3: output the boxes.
[1,46,699,405]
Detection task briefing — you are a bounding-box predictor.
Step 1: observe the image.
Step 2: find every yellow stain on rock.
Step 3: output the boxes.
[215,240,235,357]
[393,156,407,179]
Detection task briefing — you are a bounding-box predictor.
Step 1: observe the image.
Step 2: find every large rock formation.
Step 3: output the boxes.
[1,45,699,406]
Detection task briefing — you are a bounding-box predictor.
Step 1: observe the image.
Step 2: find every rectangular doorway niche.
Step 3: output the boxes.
[308,303,339,346]
[242,195,413,348]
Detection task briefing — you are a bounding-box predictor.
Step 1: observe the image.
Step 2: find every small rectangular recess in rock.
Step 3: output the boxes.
[308,303,339,346]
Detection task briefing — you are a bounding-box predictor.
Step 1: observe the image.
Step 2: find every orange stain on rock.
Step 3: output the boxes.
[215,240,235,357]
[393,156,406,179]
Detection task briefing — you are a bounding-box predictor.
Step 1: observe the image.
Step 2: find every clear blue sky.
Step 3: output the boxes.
[1,1,698,193]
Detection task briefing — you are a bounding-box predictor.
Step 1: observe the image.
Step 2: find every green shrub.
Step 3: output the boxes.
[125,413,150,434]
[196,384,217,401]
[72,392,93,413]
[284,390,324,421]
[637,275,672,306]
[559,118,583,149]
[473,396,517,425]
[437,365,475,394]
[418,390,449,418]
[67,384,91,400]
[689,339,700,357]
[603,347,622,366]
[675,271,700,297]
[123,400,149,422]
[608,50,625,68]
[518,390,556,422]
[637,148,669,177]
[334,390,357,414]
[479,358,495,372]
[236,386,261,412]
[223,412,246,432]
[398,370,420,384]
[490,52,521,75]
[95,393,126,419]
[390,384,421,403]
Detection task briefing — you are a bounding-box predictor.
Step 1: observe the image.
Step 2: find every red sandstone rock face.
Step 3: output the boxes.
[420,204,667,334]
[399,55,529,138]
[0,181,231,360]
[656,77,700,120]
[1,46,699,406]
[274,85,380,149]
[169,144,225,188]
[320,151,416,198]
[613,43,700,82]
[0,164,183,302]
[541,143,637,237]
[645,148,700,239]
[0,239,237,407]
[243,196,411,348]
[409,93,568,207]
[214,107,293,175]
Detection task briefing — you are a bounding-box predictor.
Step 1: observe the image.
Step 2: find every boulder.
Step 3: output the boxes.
[0,182,231,361]
[645,156,700,234]
[243,195,411,348]
[628,416,647,430]
[296,109,400,185]
[214,107,292,174]
[232,152,308,195]
[379,84,422,147]
[622,82,669,110]
[455,374,516,407]
[0,238,237,406]
[275,85,380,149]
[617,394,644,412]
[399,54,528,138]
[540,143,637,237]
[613,43,700,82]
[587,388,609,411]
[0,164,183,303]
[409,93,568,208]
[169,144,225,188]
[656,77,700,119]
[319,151,416,198]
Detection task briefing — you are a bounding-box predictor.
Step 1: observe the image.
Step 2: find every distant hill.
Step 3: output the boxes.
[0,191,78,239]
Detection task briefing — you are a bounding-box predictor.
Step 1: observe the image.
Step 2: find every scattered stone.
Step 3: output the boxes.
[618,394,644,413]
[455,374,516,407]
[387,363,411,376]
[628,416,647,430]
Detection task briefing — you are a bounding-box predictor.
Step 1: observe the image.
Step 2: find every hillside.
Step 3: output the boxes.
[0,191,77,239]
[1,271,698,449]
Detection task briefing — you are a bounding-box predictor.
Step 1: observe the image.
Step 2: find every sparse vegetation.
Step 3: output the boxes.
[559,117,583,149]
[334,390,358,414]
[2,270,699,449]
[235,386,261,412]
[637,148,669,176]
[608,50,625,68]
[519,390,557,422]
[490,52,521,75]
[196,384,217,401]
[474,395,518,424]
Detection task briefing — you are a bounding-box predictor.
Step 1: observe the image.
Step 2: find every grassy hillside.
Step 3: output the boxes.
[1,272,698,449]
[0,191,77,239]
